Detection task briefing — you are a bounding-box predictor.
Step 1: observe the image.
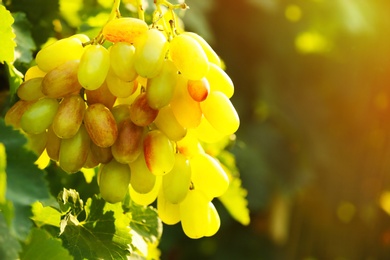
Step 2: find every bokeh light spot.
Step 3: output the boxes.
[295,31,329,54]
[337,201,356,223]
[285,4,302,22]
[379,191,390,215]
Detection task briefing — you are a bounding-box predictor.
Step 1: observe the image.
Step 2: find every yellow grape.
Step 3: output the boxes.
[35,37,84,72]
[157,188,181,225]
[194,116,224,143]
[103,17,148,44]
[146,59,178,109]
[83,147,100,169]
[59,124,91,173]
[111,104,131,124]
[205,202,221,237]
[190,153,229,199]
[4,100,34,128]
[90,142,113,164]
[170,76,202,128]
[20,98,59,135]
[182,32,221,67]
[129,151,156,194]
[109,42,138,82]
[78,44,110,90]
[114,82,142,106]
[187,78,210,102]
[162,153,191,204]
[170,34,209,80]
[112,119,144,164]
[17,77,45,101]
[24,65,46,81]
[143,130,175,175]
[200,91,239,136]
[26,132,47,157]
[206,63,234,98]
[180,189,210,239]
[84,103,118,147]
[46,125,61,161]
[52,95,86,139]
[130,175,162,206]
[85,81,117,110]
[106,70,137,98]
[41,60,82,98]
[134,28,169,78]
[129,92,159,127]
[176,131,204,158]
[99,159,131,204]
[69,33,90,43]
[154,105,187,141]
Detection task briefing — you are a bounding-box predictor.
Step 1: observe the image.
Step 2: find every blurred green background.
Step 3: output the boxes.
[2,0,390,259]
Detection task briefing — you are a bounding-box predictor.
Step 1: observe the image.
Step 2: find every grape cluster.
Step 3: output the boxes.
[5,11,239,239]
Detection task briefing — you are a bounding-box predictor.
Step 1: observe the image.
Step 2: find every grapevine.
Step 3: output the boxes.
[5,0,241,241]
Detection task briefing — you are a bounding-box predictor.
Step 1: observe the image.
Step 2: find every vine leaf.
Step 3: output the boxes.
[0,5,16,64]
[19,228,72,260]
[12,12,36,66]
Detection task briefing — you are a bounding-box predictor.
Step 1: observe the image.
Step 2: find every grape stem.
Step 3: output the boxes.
[135,0,145,21]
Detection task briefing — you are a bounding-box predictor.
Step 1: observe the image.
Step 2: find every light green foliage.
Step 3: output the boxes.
[0,5,16,63]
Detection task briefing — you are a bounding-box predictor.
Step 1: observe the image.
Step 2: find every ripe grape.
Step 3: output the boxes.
[85,81,117,109]
[90,142,113,164]
[98,159,131,204]
[20,98,59,135]
[46,126,61,161]
[17,77,45,101]
[176,131,204,158]
[154,105,187,141]
[24,65,46,81]
[130,176,162,206]
[170,34,209,80]
[78,44,110,90]
[5,100,34,128]
[84,103,118,147]
[143,130,175,175]
[129,92,159,127]
[187,78,210,102]
[109,42,138,82]
[103,17,148,44]
[205,202,221,237]
[129,152,156,194]
[206,63,234,98]
[111,104,131,124]
[182,32,221,67]
[26,131,47,157]
[157,189,181,225]
[194,116,224,143]
[106,70,138,98]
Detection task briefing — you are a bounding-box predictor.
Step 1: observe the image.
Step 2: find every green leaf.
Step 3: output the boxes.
[60,195,132,260]
[20,228,72,260]
[0,118,51,240]
[0,213,21,260]
[12,12,36,65]
[0,5,16,63]
[129,203,162,245]
[31,202,61,228]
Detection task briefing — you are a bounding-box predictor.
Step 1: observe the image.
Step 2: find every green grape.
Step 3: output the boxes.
[194,115,224,143]
[205,202,221,237]
[170,34,209,81]
[206,63,234,98]
[162,153,191,204]
[84,103,118,147]
[111,104,131,124]
[52,95,86,139]
[99,159,131,204]
[130,175,162,206]
[78,44,110,90]
[146,59,178,109]
[187,78,210,102]
[103,17,148,44]
[109,42,138,82]
[154,105,187,141]
[20,98,59,135]
[46,125,61,161]
[4,100,34,128]
[90,142,113,164]
[85,81,117,109]
[134,28,169,78]
[129,151,156,194]
[190,153,229,199]
[180,188,210,239]
[129,92,159,127]
[24,65,46,81]
[143,130,175,175]
[157,188,181,225]
[41,60,82,98]
[17,77,45,101]
[26,131,48,157]
[35,37,84,72]
[59,124,91,173]
[106,70,138,98]
[176,131,204,158]
[200,91,239,136]
[182,32,221,67]
[112,119,144,164]
[170,75,202,128]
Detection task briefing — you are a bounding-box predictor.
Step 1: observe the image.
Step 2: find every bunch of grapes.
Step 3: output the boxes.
[5,1,239,239]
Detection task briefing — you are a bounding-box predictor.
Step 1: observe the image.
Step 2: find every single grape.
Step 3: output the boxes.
[24,65,46,81]
[17,77,45,101]
[99,159,131,204]
[103,17,148,44]
[85,81,117,109]
[106,70,138,98]
[129,151,157,194]
[46,125,61,162]
[170,34,209,80]
[109,42,138,82]
[162,153,191,204]
[20,98,59,135]
[205,202,221,237]
[130,175,162,206]
[84,103,118,148]
[187,78,210,102]
[206,63,234,98]
[4,100,34,128]
[90,142,113,164]
[182,32,221,67]
[176,131,204,158]
[143,130,175,175]
[154,105,187,141]
[157,189,181,225]
[78,44,110,90]
[129,92,159,127]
